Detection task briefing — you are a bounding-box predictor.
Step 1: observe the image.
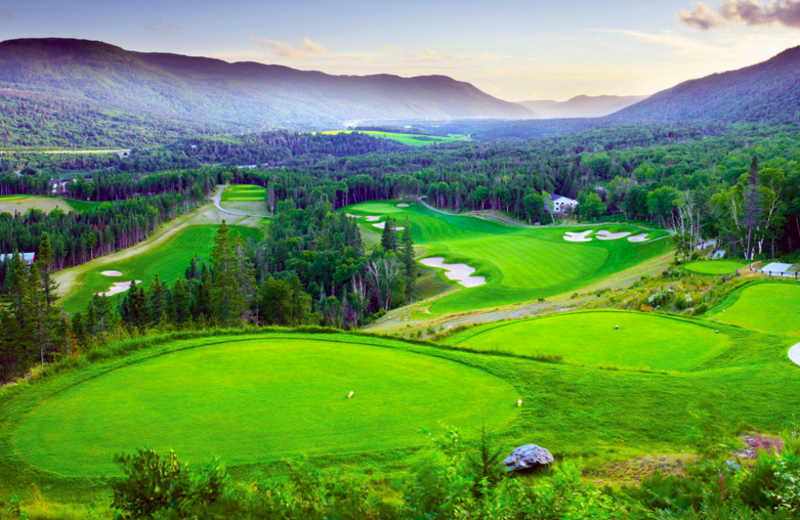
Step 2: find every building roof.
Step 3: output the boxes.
[550,193,575,203]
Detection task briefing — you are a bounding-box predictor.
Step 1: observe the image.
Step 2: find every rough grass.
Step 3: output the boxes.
[61,225,260,312]
[680,260,746,275]
[443,310,731,371]
[0,194,77,214]
[9,334,519,476]
[706,281,800,336]
[321,130,471,146]
[345,201,670,313]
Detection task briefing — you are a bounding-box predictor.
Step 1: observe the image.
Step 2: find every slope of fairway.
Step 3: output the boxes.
[0,194,76,214]
[345,201,670,313]
[219,184,267,214]
[321,130,470,146]
[61,224,260,312]
[707,282,800,336]
[680,260,746,275]
[444,311,731,371]
[12,336,519,476]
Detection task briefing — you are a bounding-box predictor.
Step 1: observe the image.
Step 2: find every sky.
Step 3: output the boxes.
[0,0,798,101]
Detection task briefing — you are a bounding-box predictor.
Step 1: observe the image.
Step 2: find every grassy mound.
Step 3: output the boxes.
[444,310,730,371]
[707,282,800,336]
[10,334,518,476]
[61,225,260,312]
[680,260,746,275]
[345,201,670,313]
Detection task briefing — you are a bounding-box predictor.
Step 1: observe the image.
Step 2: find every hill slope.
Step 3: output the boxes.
[0,38,531,133]
[610,46,800,123]
[518,95,647,118]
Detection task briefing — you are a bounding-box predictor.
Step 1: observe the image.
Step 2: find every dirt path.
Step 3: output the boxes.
[213,185,271,218]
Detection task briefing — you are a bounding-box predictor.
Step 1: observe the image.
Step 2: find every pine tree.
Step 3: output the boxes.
[381,217,398,251]
[171,276,190,325]
[401,216,415,301]
[23,263,47,368]
[147,275,166,325]
[210,222,247,326]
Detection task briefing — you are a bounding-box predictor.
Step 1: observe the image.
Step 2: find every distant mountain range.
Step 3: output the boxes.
[0,38,531,130]
[517,95,647,119]
[610,46,800,124]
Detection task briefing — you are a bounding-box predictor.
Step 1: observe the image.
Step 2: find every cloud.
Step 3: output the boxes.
[142,23,157,32]
[250,37,326,60]
[379,45,402,52]
[677,2,725,30]
[142,17,188,32]
[160,17,172,29]
[678,0,800,30]
[2,8,13,19]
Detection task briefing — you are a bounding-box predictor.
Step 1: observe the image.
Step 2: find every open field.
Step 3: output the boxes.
[706,282,800,336]
[444,310,731,371]
[0,194,76,214]
[680,260,746,275]
[345,201,670,314]
[219,183,268,214]
[321,130,471,146]
[60,224,260,312]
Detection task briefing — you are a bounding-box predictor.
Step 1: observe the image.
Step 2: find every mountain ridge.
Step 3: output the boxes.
[517,94,647,119]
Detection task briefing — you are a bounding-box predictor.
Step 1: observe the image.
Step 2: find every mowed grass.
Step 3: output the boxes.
[61,225,260,312]
[680,260,746,275]
[444,310,731,371]
[11,335,519,476]
[0,194,76,214]
[345,201,670,313]
[220,184,268,214]
[707,282,800,336]
[321,130,471,146]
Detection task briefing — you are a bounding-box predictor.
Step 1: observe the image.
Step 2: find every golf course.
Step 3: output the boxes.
[0,194,99,214]
[706,282,800,337]
[679,260,746,275]
[344,201,671,313]
[321,130,471,146]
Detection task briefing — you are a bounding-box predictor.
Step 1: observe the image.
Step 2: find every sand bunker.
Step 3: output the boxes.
[628,233,650,243]
[97,280,141,297]
[373,222,405,230]
[101,270,123,277]
[365,216,381,222]
[595,230,631,241]
[790,343,800,366]
[345,213,361,218]
[420,257,486,288]
[397,203,410,207]
[563,230,593,242]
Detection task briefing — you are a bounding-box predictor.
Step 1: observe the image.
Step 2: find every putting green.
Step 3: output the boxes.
[345,201,670,313]
[61,225,261,312]
[444,311,731,371]
[680,260,745,275]
[708,283,800,336]
[12,337,519,476]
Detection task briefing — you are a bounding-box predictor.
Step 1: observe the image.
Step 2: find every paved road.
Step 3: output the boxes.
[212,185,271,218]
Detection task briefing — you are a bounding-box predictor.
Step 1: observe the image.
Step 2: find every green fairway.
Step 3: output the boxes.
[680,260,746,275]
[61,224,260,312]
[444,311,731,371]
[219,184,267,214]
[707,282,800,336]
[321,130,471,146]
[344,201,670,313]
[11,335,519,476]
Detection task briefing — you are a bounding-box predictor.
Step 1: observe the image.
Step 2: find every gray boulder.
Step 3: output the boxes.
[503,444,554,472]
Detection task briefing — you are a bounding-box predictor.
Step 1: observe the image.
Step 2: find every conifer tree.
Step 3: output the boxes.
[381,217,398,251]
[210,221,247,326]
[401,216,415,301]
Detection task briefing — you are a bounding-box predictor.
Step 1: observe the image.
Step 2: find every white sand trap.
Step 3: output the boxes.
[761,262,794,273]
[628,233,650,243]
[595,230,631,241]
[790,343,800,366]
[420,257,486,288]
[365,216,381,222]
[101,270,123,277]
[397,203,410,207]
[97,280,141,297]
[563,230,593,242]
[372,222,405,230]
[345,213,361,218]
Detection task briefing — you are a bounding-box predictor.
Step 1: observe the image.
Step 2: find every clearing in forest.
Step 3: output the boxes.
[344,201,670,313]
[320,130,470,146]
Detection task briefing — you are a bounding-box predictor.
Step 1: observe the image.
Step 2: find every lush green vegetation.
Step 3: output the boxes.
[321,130,471,146]
[680,259,747,275]
[13,334,517,476]
[345,201,670,313]
[707,282,800,337]
[60,224,260,313]
[444,310,731,371]
[220,184,265,202]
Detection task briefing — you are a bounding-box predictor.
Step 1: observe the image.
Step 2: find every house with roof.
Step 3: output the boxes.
[546,194,578,214]
[49,178,73,195]
[0,252,36,266]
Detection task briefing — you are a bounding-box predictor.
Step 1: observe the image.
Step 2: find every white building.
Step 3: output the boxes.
[546,194,578,214]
